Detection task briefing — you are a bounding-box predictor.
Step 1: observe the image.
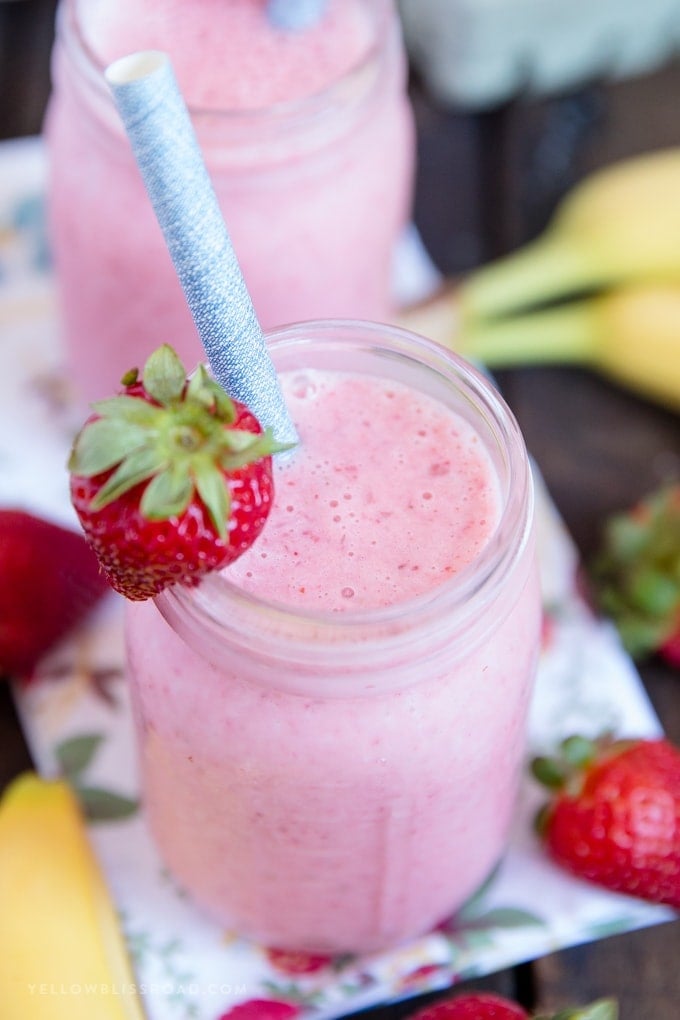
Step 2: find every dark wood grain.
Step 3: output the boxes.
[0,0,57,139]
[534,923,680,1020]
[0,682,32,787]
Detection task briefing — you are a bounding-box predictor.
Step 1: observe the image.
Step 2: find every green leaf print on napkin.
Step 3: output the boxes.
[438,867,546,957]
[76,785,139,821]
[456,906,547,931]
[54,732,139,823]
[55,733,104,776]
[124,923,201,1020]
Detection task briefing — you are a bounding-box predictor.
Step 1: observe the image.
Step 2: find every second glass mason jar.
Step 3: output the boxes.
[125,320,542,955]
[44,0,415,402]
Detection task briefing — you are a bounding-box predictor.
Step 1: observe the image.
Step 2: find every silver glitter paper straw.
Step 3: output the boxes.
[267,0,327,31]
[105,51,298,446]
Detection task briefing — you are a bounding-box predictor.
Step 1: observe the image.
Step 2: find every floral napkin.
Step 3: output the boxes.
[1,137,675,1020]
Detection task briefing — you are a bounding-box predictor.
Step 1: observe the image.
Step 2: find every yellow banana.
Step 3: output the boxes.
[0,772,145,1020]
[459,149,680,322]
[397,283,680,411]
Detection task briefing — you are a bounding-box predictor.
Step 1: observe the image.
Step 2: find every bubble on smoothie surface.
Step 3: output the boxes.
[226,370,503,612]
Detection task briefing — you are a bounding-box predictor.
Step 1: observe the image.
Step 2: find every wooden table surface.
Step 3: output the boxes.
[1,4,679,1017]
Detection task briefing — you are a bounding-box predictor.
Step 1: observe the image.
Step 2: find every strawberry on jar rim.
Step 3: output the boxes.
[532,734,680,909]
[69,344,290,601]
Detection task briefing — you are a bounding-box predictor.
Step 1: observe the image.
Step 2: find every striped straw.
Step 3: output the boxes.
[105,51,298,447]
[267,0,327,31]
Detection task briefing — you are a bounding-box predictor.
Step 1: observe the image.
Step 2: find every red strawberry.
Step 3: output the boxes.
[407,992,528,1019]
[590,484,680,666]
[660,626,680,669]
[69,344,290,601]
[218,1000,301,1020]
[532,735,680,908]
[409,994,617,1020]
[0,509,109,678]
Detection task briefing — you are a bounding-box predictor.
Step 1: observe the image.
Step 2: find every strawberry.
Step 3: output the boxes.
[590,484,680,666]
[408,994,617,1020]
[408,993,528,1019]
[217,1000,301,1020]
[660,628,680,669]
[532,735,680,908]
[0,510,109,679]
[69,344,289,601]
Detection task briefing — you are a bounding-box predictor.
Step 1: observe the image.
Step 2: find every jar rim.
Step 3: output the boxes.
[57,0,395,129]
[156,320,535,665]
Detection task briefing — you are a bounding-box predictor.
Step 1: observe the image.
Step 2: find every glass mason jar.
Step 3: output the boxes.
[125,321,542,954]
[44,0,415,403]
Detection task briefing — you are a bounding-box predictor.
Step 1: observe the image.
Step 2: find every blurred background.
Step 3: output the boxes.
[3,0,680,271]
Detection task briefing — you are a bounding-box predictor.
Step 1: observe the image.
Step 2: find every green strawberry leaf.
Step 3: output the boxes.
[617,615,670,658]
[560,734,597,767]
[91,394,162,424]
[590,484,680,659]
[141,465,194,520]
[91,445,169,509]
[194,461,230,538]
[55,733,104,780]
[628,567,679,616]
[535,998,619,1020]
[605,515,650,562]
[532,755,569,789]
[69,417,151,476]
[76,784,139,822]
[142,343,187,405]
[219,427,290,469]
[187,364,236,421]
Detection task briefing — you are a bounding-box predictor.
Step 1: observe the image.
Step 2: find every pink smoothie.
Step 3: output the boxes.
[125,326,541,954]
[45,0,414,401]
[77,0,373,109]
[227,370,501,608]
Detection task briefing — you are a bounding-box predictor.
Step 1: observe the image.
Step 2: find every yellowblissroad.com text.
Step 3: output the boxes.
[26,981,250,997]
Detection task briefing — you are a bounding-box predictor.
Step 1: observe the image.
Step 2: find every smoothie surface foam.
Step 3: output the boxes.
[228,369,502,612]
[77,0,373,109]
